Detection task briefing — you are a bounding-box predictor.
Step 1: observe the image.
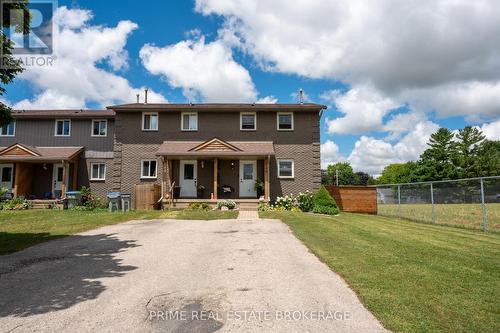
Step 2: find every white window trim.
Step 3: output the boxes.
[141,159,158,179]
[240,112,257,131]
[181,112,198,131]
[54,119,71,136]
[142,112,159,131]
[277,159,295,179]
[91,119,108,137]
[277,112,294,131]
[0,121,16,137]
[90,163,106,181]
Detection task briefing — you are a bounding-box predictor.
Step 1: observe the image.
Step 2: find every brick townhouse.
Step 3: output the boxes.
[0,103,325,208]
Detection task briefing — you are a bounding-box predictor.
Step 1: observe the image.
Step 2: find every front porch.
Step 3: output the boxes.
[0,144,83,199]
[157,138,274,207]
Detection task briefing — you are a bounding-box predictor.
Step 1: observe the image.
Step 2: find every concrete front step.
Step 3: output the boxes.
[163,199,260,211]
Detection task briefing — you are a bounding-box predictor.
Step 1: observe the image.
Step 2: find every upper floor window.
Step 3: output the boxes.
[277,112,294,131]
[90,163,106,181]
[0,121,15,136]
[55,119,71,136]
[181,112,198,131]
[277,159,294,178]
[92,120,108,136]
[142,112,158,131]
[141,160,157,179]
[240,112,256,131]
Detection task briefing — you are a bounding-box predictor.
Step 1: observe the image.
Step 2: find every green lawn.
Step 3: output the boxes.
[378,203,500,231]
[0,209,237,254]
[260,211,500,333]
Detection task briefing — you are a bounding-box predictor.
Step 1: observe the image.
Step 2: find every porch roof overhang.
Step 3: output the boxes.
[0,144,83,162]
[156,138,275,158]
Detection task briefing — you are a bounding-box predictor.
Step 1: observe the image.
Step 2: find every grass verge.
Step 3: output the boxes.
[260,211,500,333]
[0,209,237,254]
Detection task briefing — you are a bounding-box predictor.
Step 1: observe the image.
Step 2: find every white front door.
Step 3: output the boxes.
[52,164,65,198]
[0,164,14,193]
[180,160,197,197]
[239,160,257,197]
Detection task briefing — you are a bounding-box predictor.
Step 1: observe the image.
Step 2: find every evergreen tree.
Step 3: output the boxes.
[418,128,458,181]
[455,126,485,178]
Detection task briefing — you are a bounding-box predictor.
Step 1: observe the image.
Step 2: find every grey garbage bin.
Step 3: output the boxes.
[107,192,121,212]
[121,194,131,212]
[65,191,82,209]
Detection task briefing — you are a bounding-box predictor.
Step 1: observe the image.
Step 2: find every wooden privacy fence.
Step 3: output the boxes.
[135,183,161,210]
[325,186,377,214]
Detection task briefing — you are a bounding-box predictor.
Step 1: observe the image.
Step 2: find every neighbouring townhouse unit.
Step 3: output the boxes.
[0,103,325,208]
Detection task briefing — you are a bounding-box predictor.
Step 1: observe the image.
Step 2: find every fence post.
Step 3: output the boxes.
[480,178,488,232]
[397,185,401,218]
[430,182,436,224]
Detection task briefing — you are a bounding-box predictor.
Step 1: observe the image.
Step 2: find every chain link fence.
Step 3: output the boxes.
[376,176,500,232]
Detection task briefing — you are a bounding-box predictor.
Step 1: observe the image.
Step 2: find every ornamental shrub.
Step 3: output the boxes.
[274,194,297,211]
[312,186,339,215]
[216,199,236,210]
[296,191,314,212]
[188,202,212,210]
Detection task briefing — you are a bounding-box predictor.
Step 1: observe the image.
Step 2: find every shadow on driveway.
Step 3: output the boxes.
[0,233,138,317]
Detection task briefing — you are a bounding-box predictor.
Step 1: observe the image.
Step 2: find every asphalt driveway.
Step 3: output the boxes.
[0,218,387,332]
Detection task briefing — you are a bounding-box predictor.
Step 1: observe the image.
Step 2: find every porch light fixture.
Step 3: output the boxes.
[201,161,204,169]
[230,161,235,169]
[43,163,47,171]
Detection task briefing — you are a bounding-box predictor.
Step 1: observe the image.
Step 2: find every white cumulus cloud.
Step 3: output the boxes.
[14,6,166,110]
[320,140,343,168]
[140,36,258,102]
[196,0,500,120]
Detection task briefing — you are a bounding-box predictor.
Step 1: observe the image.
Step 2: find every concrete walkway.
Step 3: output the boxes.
[0,218,388,332]
[237,210,260,220]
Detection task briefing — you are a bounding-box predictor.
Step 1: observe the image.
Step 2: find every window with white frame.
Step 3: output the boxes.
[141,160,157,178]
[142,112,158,131]
[90,163,106,181]
[240,112,256,130]
[277,112,294,131]
[92,120,108,136]
[181,112,198,131]
[277,159,294,178]
[55,119,71,136]
[0,121,15,136]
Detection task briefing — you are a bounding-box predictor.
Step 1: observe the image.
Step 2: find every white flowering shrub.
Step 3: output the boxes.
[216,199,236,210]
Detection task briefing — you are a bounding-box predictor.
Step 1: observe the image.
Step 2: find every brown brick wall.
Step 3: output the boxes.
[77,157,114,199]
[113,110,321,206]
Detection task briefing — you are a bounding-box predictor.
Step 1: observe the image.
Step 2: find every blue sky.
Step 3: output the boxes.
[5,0,500,175]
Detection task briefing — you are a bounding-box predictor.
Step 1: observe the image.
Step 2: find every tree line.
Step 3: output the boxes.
[322,126,500,186]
